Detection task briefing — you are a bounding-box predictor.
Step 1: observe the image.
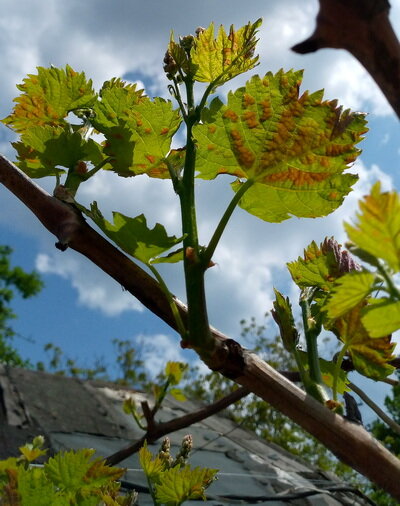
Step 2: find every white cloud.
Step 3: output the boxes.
[36,252,143,316]
[136,333,186,378]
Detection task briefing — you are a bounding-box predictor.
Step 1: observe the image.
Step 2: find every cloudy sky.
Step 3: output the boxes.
[1,0,399,421]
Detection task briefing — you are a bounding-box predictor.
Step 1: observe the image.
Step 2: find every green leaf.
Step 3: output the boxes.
[92,83,181,178]
[319,358,350,395]
[12,126,102,178]
[271,289,299,352]
[332,304,395,380]
[18,467,66,506]
[165,361,187,385]
[191,19,261,85]
[194,70,366,222]
[2,65,96,133]
[169,388,187,402]
[139,443,165,479]
[84,203,183,264]
[154,465,218,504]
[297,351,350,394]
[44,449,96,494]
[344,182,400,271]
[361,298,400,337]
[287,241,340,291]
[325,271,376,319]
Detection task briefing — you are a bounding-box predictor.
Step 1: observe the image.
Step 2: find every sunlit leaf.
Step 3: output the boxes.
[271,289,299,352]
[12,126,102,178]
[139,443,165,479]
[2,65,96,133]
[17,467,62,506]
[287,241,340,291]
[344,182,400,272]
[361,298,400,337]
[92,83,181,178]
[325,271,376,319]
[84,203,182,264]
[297,351,349,394]
[169,388,187,401]
[191,19,261,85]
[165,361,187,385]
[194,70,366,222]
[332,304,395,380]
[44,449,96,493]
[154,465,218,504]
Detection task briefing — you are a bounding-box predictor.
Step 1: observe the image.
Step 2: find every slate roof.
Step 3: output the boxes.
[0,365,374,505]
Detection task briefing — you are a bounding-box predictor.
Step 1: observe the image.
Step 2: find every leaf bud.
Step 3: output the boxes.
[179,34,195,51]
[322,237,361,274]
[163,50,178,75]
[195,26,205,37]
[75,160,87,175]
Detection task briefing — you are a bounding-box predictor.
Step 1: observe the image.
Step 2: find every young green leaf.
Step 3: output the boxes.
[2,65,96,133]
[287,241,340,291]
[12,126,103,179]
[194,70,366,222]
[92,82,181,178]
[44,449,96,495]
[154,465,218,504]
[165,361,187,385]
[191,19,261,85]
[361,298,400,338]
[169,388,187,402]
[271,289,299,352]
[139,443,166,480]
[17,467,64,506]
[84,203,183,265]
[297,351,350,394]
[344,182,400,272]
[325,271,376,319]
[332,304,395,380]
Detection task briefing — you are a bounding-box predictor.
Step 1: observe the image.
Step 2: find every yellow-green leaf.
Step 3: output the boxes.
[344,182,400,272]
[325,271,376,319]
[287,240,340,291]
[2,65,96,133]
[191,19,261,85]
[154,465,218,504]
[139,443,165,479]
[361,298,400,337]
[194,70,366,222]
[332,304,395,380]
[92,83,181,178]
[169,388,187,402]
[165,361,187,385]
[83,203,183,265]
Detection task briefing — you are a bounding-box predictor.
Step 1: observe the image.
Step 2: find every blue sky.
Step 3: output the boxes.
[1,0,399,424]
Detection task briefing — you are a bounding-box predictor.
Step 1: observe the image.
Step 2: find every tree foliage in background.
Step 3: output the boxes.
[0,245,43,367]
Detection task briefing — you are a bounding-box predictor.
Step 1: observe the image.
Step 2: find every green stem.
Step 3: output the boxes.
[179,78,213,352]
[377,263,400,299]
[299,293,329,404]
[148,263,186,339]
[203,179,254,266]
[332,343,349,402]
[84,156,113,179]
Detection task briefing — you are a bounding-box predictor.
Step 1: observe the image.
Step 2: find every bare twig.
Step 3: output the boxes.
[349,382,400,436]
[105,386,249,466]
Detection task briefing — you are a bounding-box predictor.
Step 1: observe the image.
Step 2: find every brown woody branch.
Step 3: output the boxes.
[105,386,249,466]
[1,154,400,498]
[292,0,400,118]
